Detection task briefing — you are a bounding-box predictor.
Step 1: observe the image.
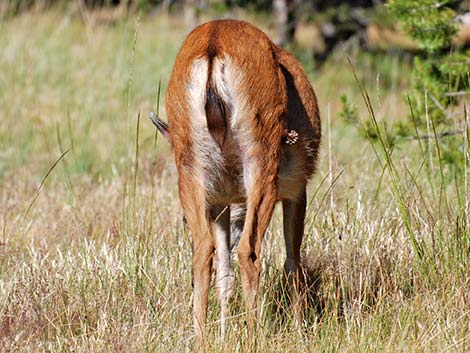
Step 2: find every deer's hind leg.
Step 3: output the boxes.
[178,172,215,345]
[282,187,307,326]
[210,205,234,339]
[236,148,280,329]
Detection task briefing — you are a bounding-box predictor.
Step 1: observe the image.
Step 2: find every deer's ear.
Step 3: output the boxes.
[149,112,170,144]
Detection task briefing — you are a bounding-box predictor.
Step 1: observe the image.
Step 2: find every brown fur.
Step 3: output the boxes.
[165,19,321,344]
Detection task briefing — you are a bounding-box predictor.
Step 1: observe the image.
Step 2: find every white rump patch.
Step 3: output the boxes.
[187,58,224,192]
[187,58,210,131]
[212,56,257,192]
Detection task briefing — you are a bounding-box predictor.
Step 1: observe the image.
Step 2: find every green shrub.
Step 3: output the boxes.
[339,0,470,177]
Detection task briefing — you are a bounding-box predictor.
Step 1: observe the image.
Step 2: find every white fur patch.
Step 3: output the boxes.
[212,56,258,193]
[187,58,209,130]
[187,58,224,194]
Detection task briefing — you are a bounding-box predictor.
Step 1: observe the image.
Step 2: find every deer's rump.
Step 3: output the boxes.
[166,20,321,204]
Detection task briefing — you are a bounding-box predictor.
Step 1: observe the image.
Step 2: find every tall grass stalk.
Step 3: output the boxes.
[407,93,437,201]
[127,11,141,160]
[464,104,469,232]
[22,149,70,222]
[430,116,450,219]
[132,112,141,225]
[122,11,142,235]
[148,80,163,236]
[327,102,334,210]
[347,56,424,261]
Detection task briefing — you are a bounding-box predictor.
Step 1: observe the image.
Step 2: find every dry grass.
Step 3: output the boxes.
[0,11,469,353]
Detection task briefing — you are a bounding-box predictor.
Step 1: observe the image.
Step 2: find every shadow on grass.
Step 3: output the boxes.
[267,247,403,329]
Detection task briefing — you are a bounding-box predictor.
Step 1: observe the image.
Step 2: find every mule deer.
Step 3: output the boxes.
[151,19,321,343]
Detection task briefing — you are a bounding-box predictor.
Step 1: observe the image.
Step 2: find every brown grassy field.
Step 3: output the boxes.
[0,11,468,352]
